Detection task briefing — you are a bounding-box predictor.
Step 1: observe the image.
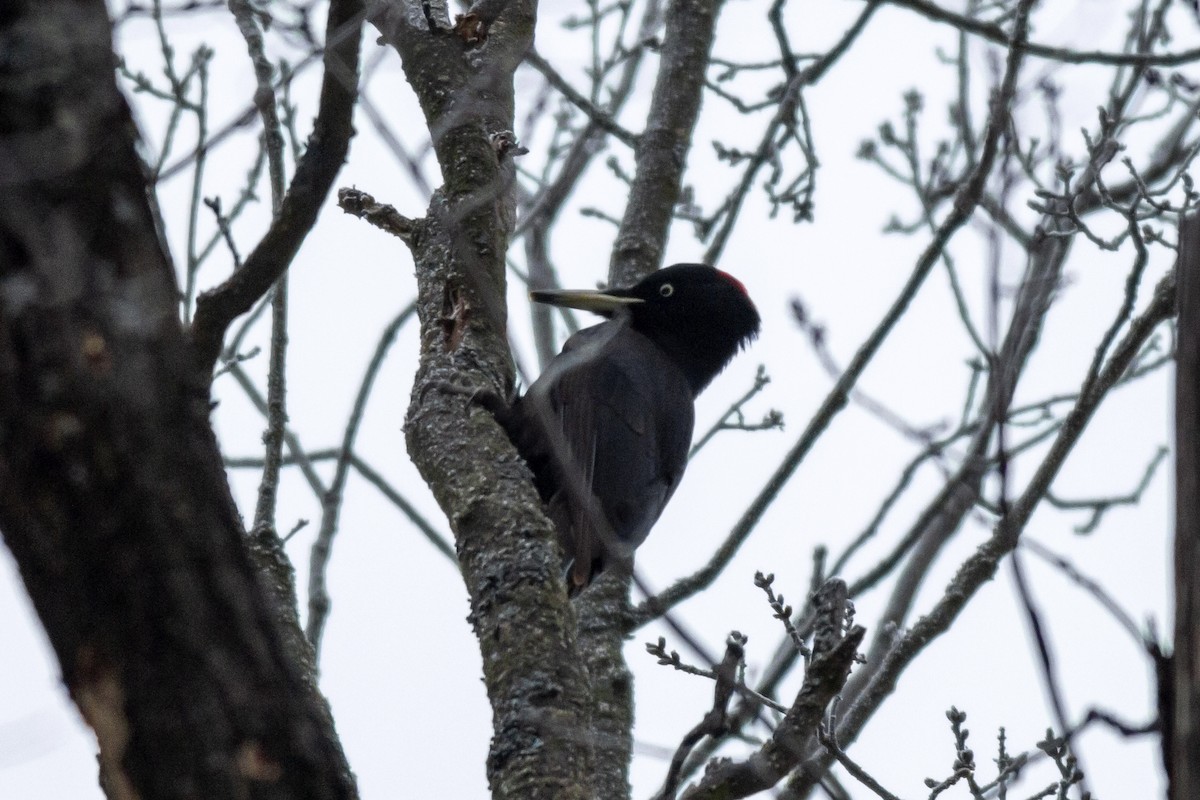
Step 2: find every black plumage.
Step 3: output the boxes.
[506,264,760,590]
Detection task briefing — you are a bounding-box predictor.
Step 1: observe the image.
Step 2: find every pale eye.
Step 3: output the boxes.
[659,283,674,298]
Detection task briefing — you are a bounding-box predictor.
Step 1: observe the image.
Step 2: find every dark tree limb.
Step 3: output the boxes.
[189,0,365,378]
[1170,212,1200,798]
[0,3,357,798]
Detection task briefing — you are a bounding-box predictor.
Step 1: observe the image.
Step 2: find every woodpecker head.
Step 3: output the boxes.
[531,263,760,394]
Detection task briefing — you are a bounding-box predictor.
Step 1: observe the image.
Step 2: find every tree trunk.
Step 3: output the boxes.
[1171,212,1200,799]
[0,4,357,798]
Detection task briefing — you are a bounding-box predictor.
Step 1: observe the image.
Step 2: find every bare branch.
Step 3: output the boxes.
[878,0,1200,66]
[680,581,864,800]
[337,186,420,244]
[653,633,748,800]
[610,0,722,285]
[525,50,639,147]
[230,0,292,542]
[306,302,418,654]
[189,0,364,378]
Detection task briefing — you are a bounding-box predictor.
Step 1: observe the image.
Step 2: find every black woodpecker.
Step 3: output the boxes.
[505,263,761,591]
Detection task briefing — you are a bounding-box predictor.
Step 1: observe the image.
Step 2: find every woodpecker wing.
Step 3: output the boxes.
[520,315,694,588]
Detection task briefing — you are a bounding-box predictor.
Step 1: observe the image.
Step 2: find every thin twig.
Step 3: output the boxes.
[307,303,418,652]
[525,50,639,147]
[633,0,1032,624]
[878,0,1200,66]
[225,448,456,564]
[653,633,747,800]
[231,0,291,536]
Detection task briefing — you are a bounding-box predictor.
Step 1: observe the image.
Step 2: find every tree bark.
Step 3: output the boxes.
[0,4,357,798]
[609,0,722,287]
[1171,212,1200,799]
[370,2,596,798]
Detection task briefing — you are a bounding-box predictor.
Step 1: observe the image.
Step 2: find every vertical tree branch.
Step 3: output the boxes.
[371,2,596,797]
[230,0,292,539]
[225,1,360,772]
[1170,212,1200,798]
[306,303,418,653]
[609,0,723,286]
[550,2,729,795]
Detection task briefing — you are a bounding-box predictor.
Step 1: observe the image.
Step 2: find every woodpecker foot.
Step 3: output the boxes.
[418,379,512,418]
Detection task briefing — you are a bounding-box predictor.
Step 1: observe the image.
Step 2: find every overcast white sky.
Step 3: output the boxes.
[0,1,1184,797]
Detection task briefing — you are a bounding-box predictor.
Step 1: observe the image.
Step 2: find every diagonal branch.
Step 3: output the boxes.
[785,269,1177,798]
[525,50,639,147]
[878,0,1200,66]
[189,0,365,378]
[631,0,1032,624]
[306,302,417,654]
[680,581,865,800]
